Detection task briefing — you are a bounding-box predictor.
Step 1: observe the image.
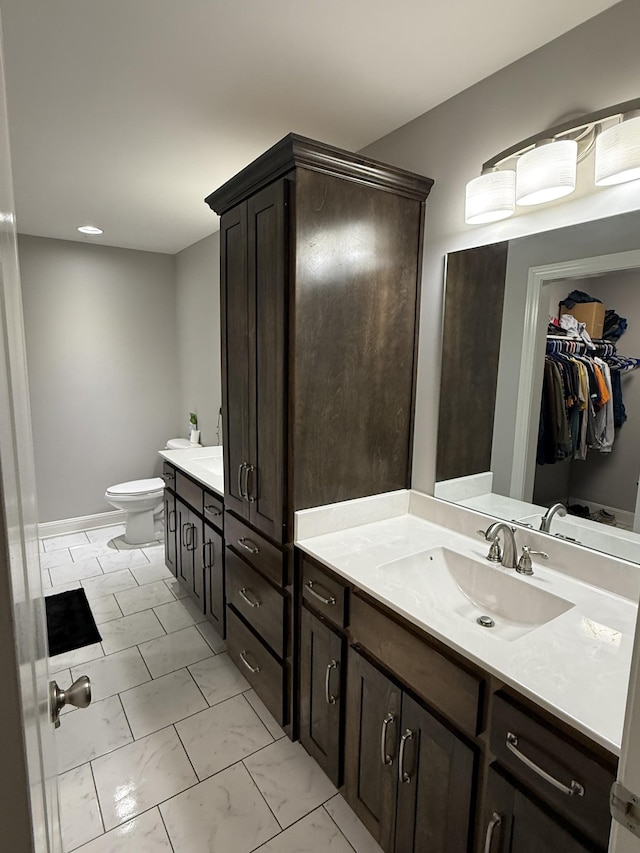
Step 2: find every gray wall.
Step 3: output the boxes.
[19,235,181,522]
[175,232,222,447]
[359,0,640,494]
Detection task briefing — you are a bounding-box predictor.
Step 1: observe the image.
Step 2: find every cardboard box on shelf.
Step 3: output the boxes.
[559,302,606,339]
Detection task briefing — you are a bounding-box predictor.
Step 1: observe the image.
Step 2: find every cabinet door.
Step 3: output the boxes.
[221,201,250,519]
[344,647,400,850]
[247,180,288,543]
[203,520,224,632]
[483,768,596,853]
[190,513,204,607]
[176,497,192,590]
[394,692,475,852]
[164,490,177,577]
[299,606,344,787]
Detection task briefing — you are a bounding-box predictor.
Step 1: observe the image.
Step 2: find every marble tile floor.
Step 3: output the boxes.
[44,525,382,853]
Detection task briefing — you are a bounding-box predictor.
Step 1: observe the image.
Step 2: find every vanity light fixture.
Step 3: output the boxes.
[465,97,640,225]
[77,224,103,235]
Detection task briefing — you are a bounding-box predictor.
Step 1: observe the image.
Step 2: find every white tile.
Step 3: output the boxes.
[195,620,226,653]
[324,795,384,853]
[72,647,151,702]
[72,808,171,853]
[256,807,354,853]
[176,694,273,780]
[85,524,126,544]
[50,642,104,671]
[45,580,83,596]
[130,562,173,585]
[138,626,213,679]
[120,668,207,739]
[55,696,133,773]
[82,570,138,600]
[90,594,122,625]
[115,581,174,616]
[141,543,165,561]
[41,569,52,590]
[164,577,187,600]
[92,726,197,831]
[43,532,90,552]
[99,611,165,655]
[153,598,206,633]
[58,762,103,851]
[40,549,74,570]
[160,762,280,853]
[97,550,150,574]
[244,689,286,740]
[70,541,121,563]
[245,739,336,829]
[189,653,249,706]
[50,558,103,586]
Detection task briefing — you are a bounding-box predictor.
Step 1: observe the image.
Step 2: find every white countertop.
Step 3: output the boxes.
[158,446,224,496]
[295,491,638,755]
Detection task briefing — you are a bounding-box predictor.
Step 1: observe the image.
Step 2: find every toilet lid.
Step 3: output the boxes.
[106,477,164,497]
[166,438,191,450]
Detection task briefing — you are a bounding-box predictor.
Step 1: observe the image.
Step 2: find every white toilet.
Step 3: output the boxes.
[104,477,165,546]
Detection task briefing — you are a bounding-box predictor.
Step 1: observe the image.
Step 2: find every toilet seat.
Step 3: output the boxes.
[106,477,164,498]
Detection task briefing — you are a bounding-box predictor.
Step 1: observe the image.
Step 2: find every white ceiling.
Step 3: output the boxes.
[0,0,620,255]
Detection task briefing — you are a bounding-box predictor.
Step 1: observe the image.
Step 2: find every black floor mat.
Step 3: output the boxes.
[45,588,102,657]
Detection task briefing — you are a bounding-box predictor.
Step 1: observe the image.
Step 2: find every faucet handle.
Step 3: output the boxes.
[478,528,502,562]
[516,545,549,576]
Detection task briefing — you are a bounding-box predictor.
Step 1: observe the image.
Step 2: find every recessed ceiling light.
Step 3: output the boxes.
[77,224,103,235]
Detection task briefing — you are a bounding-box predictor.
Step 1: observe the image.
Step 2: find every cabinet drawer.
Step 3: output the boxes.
[349,593,482,738]
[225,512,286,587]
[491,693,614,848]
[162,462,176,490]
[301,557,347,629]
[203,490,224,529]
[226,551,287,659]
[175,471,203,511]
[226,607,287,726]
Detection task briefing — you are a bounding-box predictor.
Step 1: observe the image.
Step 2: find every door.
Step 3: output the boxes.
[299,605,344,786]
[176,497,192,589]
[164,490,177,577]
[221,201,250,519]
[203,521,224,632]
[344,647,401,850]
[190,515,204,606]
[0,26,62,850]
[394,692,475,852]
[246,180,288,542]
[484,768,594,853]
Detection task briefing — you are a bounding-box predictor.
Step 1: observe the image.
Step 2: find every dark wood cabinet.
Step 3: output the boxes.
[176,497,204,606]
[203,520,224,631]
[164,489,177,577]
[482,768,599,853]
[299,605,344,787]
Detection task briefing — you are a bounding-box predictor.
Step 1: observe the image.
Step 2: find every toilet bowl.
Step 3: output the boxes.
[105,477,165,546]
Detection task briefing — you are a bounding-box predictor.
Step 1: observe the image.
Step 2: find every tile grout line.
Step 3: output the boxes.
[87,760,107,844]
[156,806,177,853]
[241,755,287,833]
[238,691,277,745]
[322,803,359,853]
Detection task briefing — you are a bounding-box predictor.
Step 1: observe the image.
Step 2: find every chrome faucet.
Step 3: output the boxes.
[480,522,518,569]
[540,503,567,533]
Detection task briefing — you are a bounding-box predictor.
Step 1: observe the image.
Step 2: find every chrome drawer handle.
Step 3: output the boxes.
[484,812,502,853]
[245,464,255,503]
[305,580,336,606]
[237,462,247,500]
[398,729,414,784]
[205,505,222,517]
[380,712,396,766]
[238,587,261,608]
[239,650,260,674]
[162,472,174,482]
[506,732,585,797]
[168,510,175,533]
[325,660,338,705]
[237,537,259,555]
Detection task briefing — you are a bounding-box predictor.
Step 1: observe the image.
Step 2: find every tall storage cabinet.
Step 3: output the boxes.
[206,134,433,733]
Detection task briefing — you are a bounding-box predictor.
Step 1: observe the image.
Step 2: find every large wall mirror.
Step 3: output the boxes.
[435,209,640,565]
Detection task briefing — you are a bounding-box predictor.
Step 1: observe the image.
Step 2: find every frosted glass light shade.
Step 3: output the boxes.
[465,170,516,224]
[516,140,577,206]
[595,116,640,186]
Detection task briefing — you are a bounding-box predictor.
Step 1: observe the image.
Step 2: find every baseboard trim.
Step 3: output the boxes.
[39,510,127,539]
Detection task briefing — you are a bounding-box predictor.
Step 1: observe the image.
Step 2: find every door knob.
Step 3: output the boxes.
[50,675,92,728]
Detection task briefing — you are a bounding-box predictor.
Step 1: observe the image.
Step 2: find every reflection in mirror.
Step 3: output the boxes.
[435,210,640,564]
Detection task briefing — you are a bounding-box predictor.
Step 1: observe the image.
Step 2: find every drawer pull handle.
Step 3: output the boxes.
[205,505,222,517]
[182,522,190,547]
[380,712,396,767]
[168,510,175,533]
[188,524,197,552]
[238,587,261,608]
[239,650,260,674]
[483,812,502,853]
[237,537,260,555]
[325,660,338,705]
[245,464,256,503]
[505,732,585,798]
[162,472,174,483]
[237,463,247,500]
[398,729,414,784]
[305,580,336,606]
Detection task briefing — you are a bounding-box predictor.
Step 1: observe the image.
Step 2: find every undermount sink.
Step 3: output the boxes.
[193,457,223,476]
[379,547,574,640]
